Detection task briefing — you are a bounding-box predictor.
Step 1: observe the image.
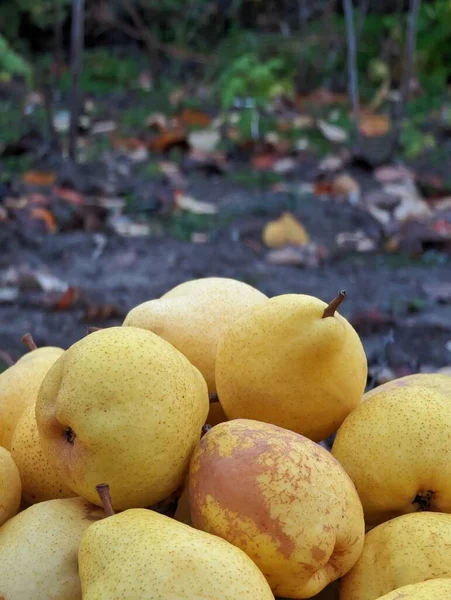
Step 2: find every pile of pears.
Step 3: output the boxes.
[0,277,450,600]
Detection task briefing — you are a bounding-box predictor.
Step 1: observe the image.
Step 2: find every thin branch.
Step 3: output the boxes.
[392,0,422,156]
[356,0,370,45]
[343,0,361,153]
[69,0,85,162]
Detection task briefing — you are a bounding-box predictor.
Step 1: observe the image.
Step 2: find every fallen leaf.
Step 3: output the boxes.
[423,281,451,303]
[383,180,431,221]
[318,155,345,172]
[128,146,149,163]
[53,286,81,310]
[82,303,124,322]
[251,154,277,171]
[23,171,56,186]
[188,129,220,153]
[145,113,168,130]
[30,208,57,233]
[158,162,188,188]
[178,107,212,128]
[262,212,310,248]
[359,112,391,137]
[91,120,116,135]
[174,192,217,215]
[265,243,327,267]
[183,149,228,175]
[374,165,415,183]
[318,120,348,143]
[149,129,188,153]
[109,216,152,237]
[336,230,376,252]
[53,187,85,205]
[332,174,361,204]
[111,136,146,151]
[272,157,297,174]
[0,287,19,303]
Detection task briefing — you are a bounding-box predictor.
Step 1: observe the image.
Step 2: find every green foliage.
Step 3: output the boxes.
[0,34,31,84]
[217,53,289,111]
[0,0,70,42]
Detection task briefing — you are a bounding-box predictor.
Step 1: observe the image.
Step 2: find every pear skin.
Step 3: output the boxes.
[363,372,451,401]
[332,385,451,527]
[340,513,451,600]
[11,403,76,505]
[189,419,365,599]
[36,327,209,510]
[0,346,64,449]
[0,446,21,526]
[79,508,274,600]
[0,497,104,600]
[123,277,267,393]
[215,293,367,441]
[376,579,451,600]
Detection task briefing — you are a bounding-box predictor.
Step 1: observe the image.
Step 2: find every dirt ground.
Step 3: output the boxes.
[2,173,451,379]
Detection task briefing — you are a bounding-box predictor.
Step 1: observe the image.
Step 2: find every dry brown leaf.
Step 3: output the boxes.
[149,129,188,153]
[145,113,168,130]
[23,171,56,186]
[30,208,57,233]
[359,113,391,137]
[262,212,310,248]
[174,192,217,215]
[332,174,361,204]
[53,287,82,310]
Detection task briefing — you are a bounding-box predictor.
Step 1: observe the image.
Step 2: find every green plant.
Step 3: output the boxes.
[0,34,31,84]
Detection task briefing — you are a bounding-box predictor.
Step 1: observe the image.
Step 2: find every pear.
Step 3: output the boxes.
[0,497,104,600]
[340,512,451,600]
[123,277,267,394]
[376,579,451,600]
[0,339,64,449]
[189,419,365,599]
[0,446,21,526]
[79,489,274,600]
[332,385,451,527]
[215,291,367,441]
[363,372,451,401]
[36,326,209,510]
[11,403,75,505]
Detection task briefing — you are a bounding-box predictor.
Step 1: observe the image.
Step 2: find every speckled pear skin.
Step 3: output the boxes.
[0,497,104,600]
[0,446,21,526]
[215,294,367,441]
[35,326,209,510]
[123,277,268,394]
[339,513,451,600]
[79,508,275,600]
[11,403,75,505]
[375,579,451,600]
[189,419,365,599]
[363,372,451,401]
[0,346,64,449]
[332,385,451,527]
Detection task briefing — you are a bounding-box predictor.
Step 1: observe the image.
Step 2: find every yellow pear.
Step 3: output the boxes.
[262,212,310,248]
[0,446,21,526]
[123,277,267,393]
[36,327,209,510]
[0,497,104,600]
[0,343,64,449]
[189,419,365,599]
[376,579,451,600]
[340,512,451,600]
[332,385,451,527]
[363,372,451,401]
[11,403,75,505]
[79,504,274,600]
[215,292,367,441]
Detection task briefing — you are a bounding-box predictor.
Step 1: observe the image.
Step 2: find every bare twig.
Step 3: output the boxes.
[69,0,85,161]
[392,0,422,156]
[343,0,361,153]
[356,0,370,45]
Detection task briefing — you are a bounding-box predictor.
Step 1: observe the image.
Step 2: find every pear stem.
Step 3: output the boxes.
[322,290,347,318]
[21,333,37,351]
[96,483,115,517]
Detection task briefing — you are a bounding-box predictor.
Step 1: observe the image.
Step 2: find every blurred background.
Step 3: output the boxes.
[0,0,450,381]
